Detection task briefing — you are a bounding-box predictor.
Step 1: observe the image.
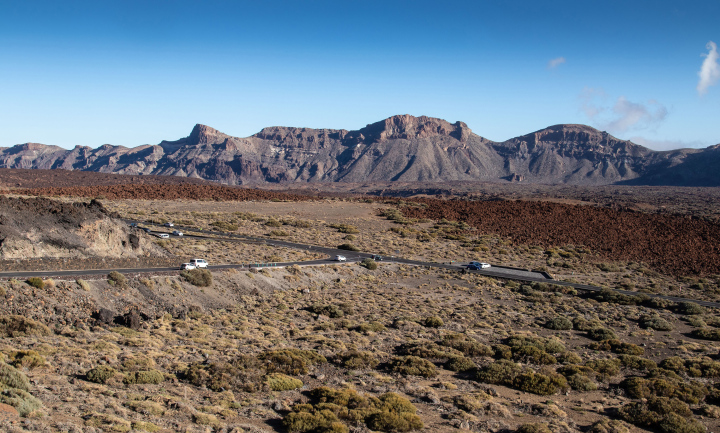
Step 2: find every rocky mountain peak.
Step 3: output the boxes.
[356,115,472,143]
[188,124,228,146]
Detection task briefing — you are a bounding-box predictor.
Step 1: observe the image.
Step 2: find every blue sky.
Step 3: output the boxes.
[1,0,718,150]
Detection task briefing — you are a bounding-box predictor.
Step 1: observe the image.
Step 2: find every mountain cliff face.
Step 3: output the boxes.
[0,115,716,186]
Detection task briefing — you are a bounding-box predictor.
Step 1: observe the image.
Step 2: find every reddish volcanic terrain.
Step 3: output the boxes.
[401,199,720,277]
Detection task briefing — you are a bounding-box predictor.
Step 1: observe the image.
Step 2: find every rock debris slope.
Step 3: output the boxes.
[1,115,717,186]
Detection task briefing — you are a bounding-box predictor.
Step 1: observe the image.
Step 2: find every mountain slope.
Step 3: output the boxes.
[0,115,717,186]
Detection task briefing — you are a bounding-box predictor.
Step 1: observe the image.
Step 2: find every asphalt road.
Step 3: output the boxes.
[2,219,718,309]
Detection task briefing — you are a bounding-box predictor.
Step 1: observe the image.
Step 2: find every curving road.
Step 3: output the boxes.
[2,219,718,309]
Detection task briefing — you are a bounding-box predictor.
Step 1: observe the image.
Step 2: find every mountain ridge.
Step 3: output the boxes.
[1,115,717,186]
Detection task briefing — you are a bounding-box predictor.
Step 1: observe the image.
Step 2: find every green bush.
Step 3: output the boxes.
[266,373,303,391]
[515,371,568,396]
[423,316,443,328]
[260,349,327,376]
[676,302,705,315]
[0,315,51,338]
[622,376,707,404]
[389,356,438,377]
[585,358,621,379]
[640,315,673,331]
[365,411,423,432]
[475,359,522,385]
[587,327,618,341]
[334,351,378,370]
[566,374,598,391]
[619,355,657,371]
[692,328,720,341]
[26,277,44,289]
[180,268,213,287]
[545,316,573,330]
[284,387,422,432]
[86,365,117,384]
[516,423,553,433]
[123,369,165,385]
[440,333,494,357]
[589,339,644,355]
[0,362,31,391]
[107,271,127,286]
[360,258,377,270]
[444,356,476,372]
[337,243,360,252]
[618,397,703,432]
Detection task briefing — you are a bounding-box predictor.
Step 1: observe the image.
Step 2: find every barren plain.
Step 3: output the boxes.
[0,170,720,433]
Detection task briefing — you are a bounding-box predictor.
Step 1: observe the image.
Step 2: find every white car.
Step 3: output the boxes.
[190,259,208,268]
[180,263,196,270]
[164,222,174,227]
[334,255,347,262]
[468,261,491,269]
[172,230,183,236]
[156,233,170,239]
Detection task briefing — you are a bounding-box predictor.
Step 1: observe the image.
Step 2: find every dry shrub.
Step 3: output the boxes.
[389,356,438,378]
[0,315,51,338]
[123,370,165,385]
[0,362,31,391]
[640,315,673,331]
[545,316,573,330]
[180,269,213,287]
[618,397,705,433]
[26,277,44,289]
[423,316,443,328]
[444,356,476,372]
[107,271,127,287]
[6,350,46,370]
[589,339,644,355]
[334,351,379,370]
[86,365,117,384]
[266,373,303,391]
[0,388,42,417]
[622,376,707,404]
[260,349,327,375]
[283,387,422,432]
[440,333,493,357]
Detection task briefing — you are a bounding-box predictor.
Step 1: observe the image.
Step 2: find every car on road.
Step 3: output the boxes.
[468,261,491,269]
[129,222,137,228]
[334,255,347,262]
[172,230,183,236]
[371,254,383,261]
[164,222,174,227]
[190,258,208,268]
[180,263,196,270]
[142,227,152,233]
[156,233,170,239]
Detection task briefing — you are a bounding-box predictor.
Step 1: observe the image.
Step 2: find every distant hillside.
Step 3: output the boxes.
[1,115,717,186]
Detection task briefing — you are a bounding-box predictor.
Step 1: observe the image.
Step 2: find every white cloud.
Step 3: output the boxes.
[547,57,566,69]
[578,87,606,119]
[606,97,667,133]
[697,41,720,96]
[578,88,667,134]
[629,136,707,151]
